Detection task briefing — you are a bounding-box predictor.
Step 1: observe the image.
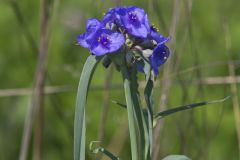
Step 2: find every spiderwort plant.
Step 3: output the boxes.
[75,6,194,160]
[75,6,169,160]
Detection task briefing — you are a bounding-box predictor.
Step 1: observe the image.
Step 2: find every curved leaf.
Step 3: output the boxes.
[74,55,101,160]
[144,79,154,159]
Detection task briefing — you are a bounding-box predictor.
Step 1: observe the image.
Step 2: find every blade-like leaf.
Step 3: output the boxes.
[144,79,154,118]
[111,100,127,108]
[141,108,153,160]
[154,96,230,120]
[162,155,191,160]
[155,101,207,120]
[144,79,154,159]
[74,55,101,160]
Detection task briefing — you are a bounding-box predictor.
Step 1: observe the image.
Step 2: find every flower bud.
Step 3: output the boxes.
[142,49,153,58]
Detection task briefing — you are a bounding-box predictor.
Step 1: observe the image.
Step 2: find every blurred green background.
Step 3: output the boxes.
[0,0,240,159]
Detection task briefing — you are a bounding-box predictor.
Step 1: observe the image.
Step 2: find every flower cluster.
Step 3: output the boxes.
[77,6,170,75]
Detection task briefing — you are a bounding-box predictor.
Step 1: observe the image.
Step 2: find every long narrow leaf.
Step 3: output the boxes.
[144,79,154,118]
[142,57,154,160]
[154,96,230,120]
[144,79,154,159]
[74,55,101,160]
[111,100,127,108]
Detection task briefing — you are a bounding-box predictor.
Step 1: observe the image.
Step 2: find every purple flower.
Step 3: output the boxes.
[102,7,126,28]
[120,6,150,38]
[77,6,171,68]
[150,26,169,44]
[77,19,125,56]
[90,29,125,56]
[150,44,170,75]
[77,19,101,48]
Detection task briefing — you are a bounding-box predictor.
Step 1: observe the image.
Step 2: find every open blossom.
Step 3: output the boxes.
[77,19,101,49]
[77,19,124,56]
[89,29,125,56]
[102,6,150,38]
[121,6,150,38]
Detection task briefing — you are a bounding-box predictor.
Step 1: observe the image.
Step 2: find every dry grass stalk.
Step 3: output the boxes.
[224,23,240,159]
[19,0,52,160]
[153,0,180,159]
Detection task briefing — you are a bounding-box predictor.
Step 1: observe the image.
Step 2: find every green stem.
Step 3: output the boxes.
[121,63,150,160]
[121,65,139,160]
[121,65,142,160]
[129,66,149,160]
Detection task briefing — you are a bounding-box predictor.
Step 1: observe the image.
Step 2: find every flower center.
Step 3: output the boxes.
[98,34,111,48]
[151,25,159,32]
[128,11,139,23]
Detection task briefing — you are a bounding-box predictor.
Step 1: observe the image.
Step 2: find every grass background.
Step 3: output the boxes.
[0,0,239,159]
